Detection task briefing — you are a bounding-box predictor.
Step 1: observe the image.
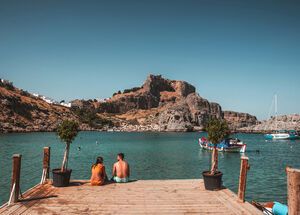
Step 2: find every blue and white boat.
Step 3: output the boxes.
[265,130,299,140]
[199,137,246,153]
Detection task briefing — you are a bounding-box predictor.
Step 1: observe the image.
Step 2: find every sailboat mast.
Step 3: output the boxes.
[275,94,277,130]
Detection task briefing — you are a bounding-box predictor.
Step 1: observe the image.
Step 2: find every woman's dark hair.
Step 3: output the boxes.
[92,156,103,169]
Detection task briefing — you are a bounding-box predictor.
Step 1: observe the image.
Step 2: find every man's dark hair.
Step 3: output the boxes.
[118,153,124,160]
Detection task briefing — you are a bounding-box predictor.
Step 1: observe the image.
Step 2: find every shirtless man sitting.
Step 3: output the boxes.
[112,153,130,183]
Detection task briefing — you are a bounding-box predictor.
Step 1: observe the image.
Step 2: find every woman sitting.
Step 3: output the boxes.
[90,156,107,186]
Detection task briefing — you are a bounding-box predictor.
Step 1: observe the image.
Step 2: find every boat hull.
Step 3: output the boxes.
[198,138,246,153]
[264,133,300,140]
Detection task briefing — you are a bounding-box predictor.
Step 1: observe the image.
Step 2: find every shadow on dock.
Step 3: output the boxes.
[19,195,58,202]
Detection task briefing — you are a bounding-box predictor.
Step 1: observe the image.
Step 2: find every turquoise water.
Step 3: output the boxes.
[0,132,299,205]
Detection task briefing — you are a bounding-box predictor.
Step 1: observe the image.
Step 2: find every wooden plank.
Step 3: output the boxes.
[0,179,261,215]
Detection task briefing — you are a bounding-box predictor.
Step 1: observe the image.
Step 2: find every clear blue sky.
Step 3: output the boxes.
[1,0,299,120]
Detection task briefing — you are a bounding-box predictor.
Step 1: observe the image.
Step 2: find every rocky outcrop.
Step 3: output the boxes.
[71,99,94,109]
[98,92,159,113]
[97,75,196,114]
[240,114,300,132]
[223,111,258,130]
[158,103,193,132]
[185,93,222,128]
[171,80,195,97]
[142,74,175,97]
[95,74,223,131]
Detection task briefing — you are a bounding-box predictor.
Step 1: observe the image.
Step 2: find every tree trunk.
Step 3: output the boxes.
[61,143,70,172]
[210,146,218,174]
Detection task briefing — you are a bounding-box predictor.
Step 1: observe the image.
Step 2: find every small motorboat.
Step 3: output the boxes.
[264,130,300,140]
[199,137,246,153]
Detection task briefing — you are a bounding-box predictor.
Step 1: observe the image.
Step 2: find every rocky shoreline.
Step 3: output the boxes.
[239,114,300,133]
[2,127,298,134]
[1,120,299,134]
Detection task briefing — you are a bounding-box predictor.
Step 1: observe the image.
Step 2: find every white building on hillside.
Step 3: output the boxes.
[60,101,72,107]
[41,96,55,104]
[32,92,72,107]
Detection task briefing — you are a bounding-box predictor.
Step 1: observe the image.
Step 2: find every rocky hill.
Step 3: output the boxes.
[0,80,101,132]
[0,81,74,132]
[223,111,258,131]
[68,75,225,131]
[0,75,261,133]
[72,75,257,132]
[240,114,300,132]
[103,75,224,131]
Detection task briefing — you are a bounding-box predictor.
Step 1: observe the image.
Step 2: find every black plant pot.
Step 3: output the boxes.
[202,170,223,191]
[52,168,72,187]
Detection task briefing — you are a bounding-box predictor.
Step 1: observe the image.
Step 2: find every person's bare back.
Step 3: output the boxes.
[114,160,129,178]
[112,153,130,182]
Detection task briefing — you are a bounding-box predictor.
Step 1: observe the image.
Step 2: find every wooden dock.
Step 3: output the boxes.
[0,179,261,215]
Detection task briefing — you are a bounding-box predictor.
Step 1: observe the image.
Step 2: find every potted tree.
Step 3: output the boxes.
[202,118,230,190]
[52,120,79,187]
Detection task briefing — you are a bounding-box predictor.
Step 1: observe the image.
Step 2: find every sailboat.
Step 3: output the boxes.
[264,94,299,140]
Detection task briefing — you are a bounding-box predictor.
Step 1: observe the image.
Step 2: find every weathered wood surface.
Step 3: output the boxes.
[286,167,300,215]
[238,156,250,203]
[0,179,261,215]
[43,147,51,179]
[10,154,22,204]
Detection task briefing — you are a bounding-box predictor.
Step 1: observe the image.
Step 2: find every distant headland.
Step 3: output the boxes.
[0,75,298,133]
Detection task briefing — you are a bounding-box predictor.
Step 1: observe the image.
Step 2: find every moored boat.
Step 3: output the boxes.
[199,137,246,153]
[264,94,300,140]
[265,130,300,140]
[252,201,288,215]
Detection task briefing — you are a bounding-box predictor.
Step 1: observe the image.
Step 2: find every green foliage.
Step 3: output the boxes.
[10,97,33,120]
[0,81,14,91]
[20,90,31,97]
[71,107,113,128]
[57,120,79,144]
[205,118,230,144]
[123,87,141,94]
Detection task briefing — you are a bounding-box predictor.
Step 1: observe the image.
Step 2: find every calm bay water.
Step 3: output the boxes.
[0,132,299,205]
